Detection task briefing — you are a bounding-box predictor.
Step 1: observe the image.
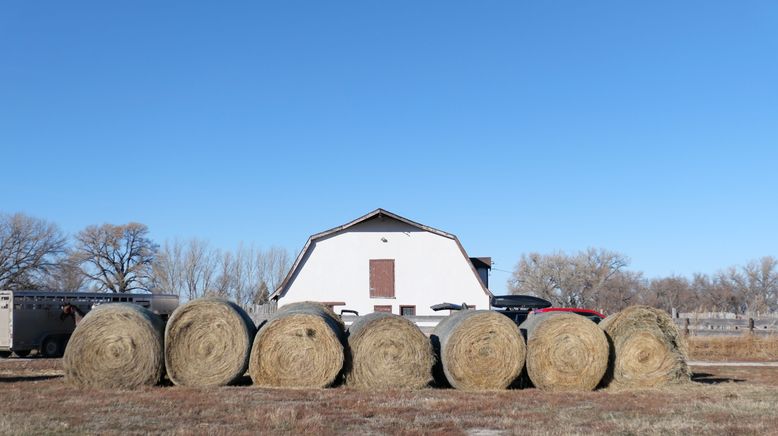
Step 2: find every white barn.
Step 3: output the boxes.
[270,209,492,316]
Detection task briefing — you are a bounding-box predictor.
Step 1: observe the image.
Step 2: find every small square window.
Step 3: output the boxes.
[400,306,416,317]
[373,305,392,313]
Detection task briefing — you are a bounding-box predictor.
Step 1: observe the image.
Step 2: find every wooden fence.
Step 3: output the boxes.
[244,301,277,325]
[673,311,778,336]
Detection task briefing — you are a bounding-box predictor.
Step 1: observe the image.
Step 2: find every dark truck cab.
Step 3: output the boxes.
[490,295,553,325]
[431,295,605,326]
[491,294,605,325]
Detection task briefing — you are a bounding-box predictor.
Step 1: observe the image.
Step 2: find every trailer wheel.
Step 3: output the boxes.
[13,349,31,358]
[41,337,63,358]
[0,351,11,358]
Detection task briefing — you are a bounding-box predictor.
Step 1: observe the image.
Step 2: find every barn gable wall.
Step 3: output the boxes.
[280,216,489,316]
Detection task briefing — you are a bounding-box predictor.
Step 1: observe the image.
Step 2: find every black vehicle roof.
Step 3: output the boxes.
[490,294,552,309]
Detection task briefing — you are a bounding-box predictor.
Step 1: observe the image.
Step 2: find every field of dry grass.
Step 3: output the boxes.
[688,334,778,362]
[2,358,778,435]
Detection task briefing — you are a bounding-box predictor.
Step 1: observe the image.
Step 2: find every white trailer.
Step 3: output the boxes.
[0,290,178,358]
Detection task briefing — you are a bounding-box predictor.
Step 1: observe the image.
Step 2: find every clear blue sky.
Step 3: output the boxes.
[2,1,777,295]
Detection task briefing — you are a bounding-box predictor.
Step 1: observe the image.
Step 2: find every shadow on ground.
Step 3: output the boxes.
[692,372,744,384]
[0,374,62,383]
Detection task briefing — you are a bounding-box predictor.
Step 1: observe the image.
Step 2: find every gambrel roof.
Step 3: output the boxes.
[270,208,491,300]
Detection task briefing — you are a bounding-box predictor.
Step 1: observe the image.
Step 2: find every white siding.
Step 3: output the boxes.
[280,217,489,316]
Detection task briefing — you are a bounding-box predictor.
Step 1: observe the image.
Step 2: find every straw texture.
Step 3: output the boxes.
[63,303,164,389]
[600,305,691,388]
[520,312,609,391]
[345,312,434,389]
[165,298,256,387]
[249,301,345,388]
[432,310,525,390]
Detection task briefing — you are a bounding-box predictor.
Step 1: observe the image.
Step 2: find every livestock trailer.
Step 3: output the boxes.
[0,290,179,358]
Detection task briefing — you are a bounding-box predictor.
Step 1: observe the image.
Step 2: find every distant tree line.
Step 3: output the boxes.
[0,212,291,305]
[152,239,290,306]
[5,211,775,314]
[508,248,778,315]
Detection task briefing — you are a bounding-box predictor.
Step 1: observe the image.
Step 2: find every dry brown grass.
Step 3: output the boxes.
[3,357,778,434]
[688,334,778,362]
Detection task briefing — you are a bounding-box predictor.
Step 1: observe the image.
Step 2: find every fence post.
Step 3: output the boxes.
[684,318,690,336]
[749,318,755,334]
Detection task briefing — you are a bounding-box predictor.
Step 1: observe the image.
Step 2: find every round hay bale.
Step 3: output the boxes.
[276,301,345,330]
[599,305,691,388]
[345,312,434,390]
[432,310,525,390]
[249,301,345,388]
[520,312,609,391]
[165,298,256,387]
[63,303,164,389]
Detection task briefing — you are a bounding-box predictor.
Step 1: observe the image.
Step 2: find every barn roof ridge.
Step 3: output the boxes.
[310,208,455,241]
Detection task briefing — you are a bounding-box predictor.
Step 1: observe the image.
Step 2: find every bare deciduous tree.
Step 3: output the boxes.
[75,222,157,293]
[716,256,778,313]
[262,246,291,293]
[254,280,269,305]
[152,238,219,300]
[642,276,696,313]
[152,239,185,296]
[595,270,643,314]
[230,244,251,306]
[211,250,234,299]
[231,244,268,307]
[509,248,778,315]
[182,239,217,300]
[508,251,568,304]
[0,213,67,289]
[508,248,635,311]
[691,273,737,313]
[571,248,632,309]
[201,244,291,306]
[40,251,86,292]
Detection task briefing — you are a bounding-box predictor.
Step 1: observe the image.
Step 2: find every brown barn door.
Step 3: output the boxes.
[369,259,395,298]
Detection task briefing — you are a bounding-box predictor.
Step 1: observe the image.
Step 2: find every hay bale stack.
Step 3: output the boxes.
[249,301,345,388]
[165,298,256,387]
[520,312,609,391]
[63,303,164,389]
[432,310,525,390]
[600,305,691,388]
[345,312,434,389]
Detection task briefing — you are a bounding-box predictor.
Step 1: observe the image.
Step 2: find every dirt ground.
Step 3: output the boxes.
[2,358,778,435]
